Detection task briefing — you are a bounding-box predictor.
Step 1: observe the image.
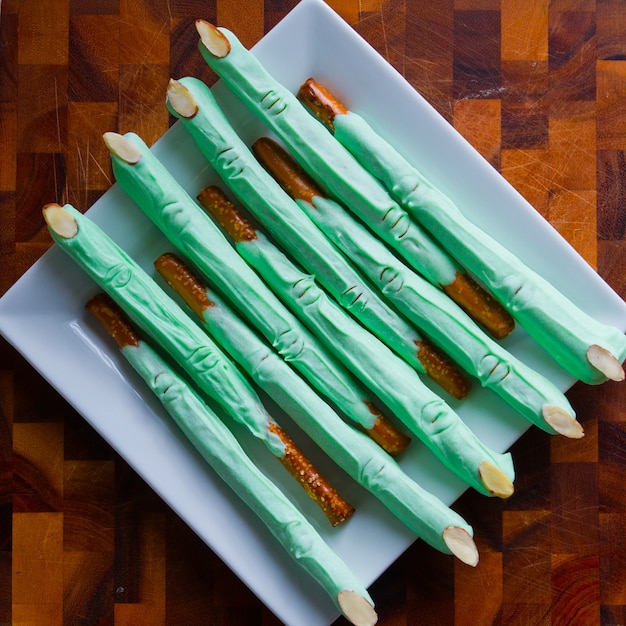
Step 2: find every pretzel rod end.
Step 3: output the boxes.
[270,422,355,527]
[442,272,515,340]
[43,203,78,239]
[542,405,584,439]
[297,78,347,131]
[167,78,199,119]
[86,293,141,349]
[252,136,321,204]
[196,19,231,58]
[337,590,378,626]
[415,341,471,400]
[103,131,142,165]
[478,461,514,498]
[442,526,479,567]
[586,344,625,382]
[364,402,410,456]
[197,186,258,242]
[155,252,214,318]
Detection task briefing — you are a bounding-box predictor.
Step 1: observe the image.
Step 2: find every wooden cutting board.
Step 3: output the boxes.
[2,1,626,624]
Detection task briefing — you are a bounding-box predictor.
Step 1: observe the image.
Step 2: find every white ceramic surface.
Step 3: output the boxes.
[2,1,626,624]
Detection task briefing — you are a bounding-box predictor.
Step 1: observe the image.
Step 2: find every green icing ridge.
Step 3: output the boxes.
[197,28,461,288]
[47,204,285,457]
[231,227,514,497]
[189,281,474,553]
[108,133,383,432]
[170,76,432,379]
[119,338,372,613]
[332,110,626,384]
[301,194,576,433]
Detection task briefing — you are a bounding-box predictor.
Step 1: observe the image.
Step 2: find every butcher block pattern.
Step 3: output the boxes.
[1,0,626,624]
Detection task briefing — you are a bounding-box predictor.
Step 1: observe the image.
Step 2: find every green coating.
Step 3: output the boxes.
[192,282,474,553]
[108,133,385,432]
[168,76,434,380]
[299,194,576,434]
[197,28,461,288]
[46,204,285,457]
[332,110,626,384]
[120,337,373,614]
[231,226,514,497]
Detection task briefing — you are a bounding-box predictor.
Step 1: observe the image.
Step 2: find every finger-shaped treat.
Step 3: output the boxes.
[253,137,583,439]
[85,293,376,625]
[43,202,352,524]
[166,76,470,400]
[102,131,406,456]
[296,78,626,385]
[198,189,515,499]
[155,252,479,565]
[193,19,514,341]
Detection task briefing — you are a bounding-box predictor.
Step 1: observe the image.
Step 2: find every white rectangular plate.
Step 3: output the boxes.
[2,1,626,624]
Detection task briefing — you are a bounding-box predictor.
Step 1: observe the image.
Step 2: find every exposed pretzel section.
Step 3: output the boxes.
[86,293,141,349]
[442,272,515,340]
[297,77,347,132]
[197,186,258,242]
[253,136,320,204]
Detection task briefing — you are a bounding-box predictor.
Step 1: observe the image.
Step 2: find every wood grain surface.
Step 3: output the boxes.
[1,0,626,624]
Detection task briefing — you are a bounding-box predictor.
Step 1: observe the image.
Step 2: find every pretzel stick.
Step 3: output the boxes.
[84,293,375,624]
[155,252,480,565]
[43,203,351,524]
[297,78,515,340]
[296,78,626,385]
[194,21,515,342]
[89,291,351,526]
[166,76,470,401]
[198,187,515,499]
[103,131,408,457]
[252,137,583,439]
